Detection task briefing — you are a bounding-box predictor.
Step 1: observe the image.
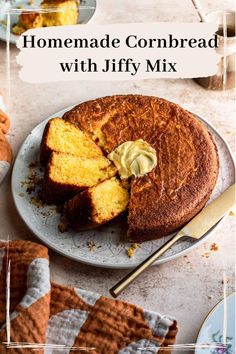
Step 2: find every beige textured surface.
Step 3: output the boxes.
[0,0,235,352]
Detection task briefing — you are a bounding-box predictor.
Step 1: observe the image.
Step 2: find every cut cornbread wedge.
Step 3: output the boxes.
[41,0,78,27]
[65,178,130,229]
[12,13,43,35]
[40,118,103,164]
[42,152,117,204]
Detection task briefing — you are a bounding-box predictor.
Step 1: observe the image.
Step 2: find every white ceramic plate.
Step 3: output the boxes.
[0,0,96,44]
[11,106,235,268]
[195,293,235,354]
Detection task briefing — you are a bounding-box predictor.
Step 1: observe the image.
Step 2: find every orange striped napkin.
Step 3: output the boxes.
[0,240,178,353]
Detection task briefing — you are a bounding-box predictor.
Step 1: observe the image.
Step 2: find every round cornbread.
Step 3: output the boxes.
[63,95,219,242]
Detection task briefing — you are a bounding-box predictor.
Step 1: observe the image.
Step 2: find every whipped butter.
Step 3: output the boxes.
[108,139,157,179]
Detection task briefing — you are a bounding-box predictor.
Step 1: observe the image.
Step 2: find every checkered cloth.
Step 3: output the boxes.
[0,240,178,353]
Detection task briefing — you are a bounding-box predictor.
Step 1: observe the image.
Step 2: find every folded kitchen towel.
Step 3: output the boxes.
[0,92,12,184]
[0,240,178,354]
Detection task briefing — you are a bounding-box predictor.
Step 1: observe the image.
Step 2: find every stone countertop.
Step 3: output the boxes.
[0,0,235,352]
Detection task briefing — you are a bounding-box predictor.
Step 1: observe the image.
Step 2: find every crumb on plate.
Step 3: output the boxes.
[127,243,139,258]
[87,241,96,252]
[30,196,44,208]
[58,222,69,233]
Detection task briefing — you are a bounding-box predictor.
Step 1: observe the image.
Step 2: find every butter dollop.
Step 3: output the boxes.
[108,139,157,179]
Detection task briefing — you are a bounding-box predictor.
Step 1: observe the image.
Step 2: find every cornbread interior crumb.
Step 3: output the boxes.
[91,178,129,223]
[41,0,78,27]
[46,118,102,159]
[49,152,116,186]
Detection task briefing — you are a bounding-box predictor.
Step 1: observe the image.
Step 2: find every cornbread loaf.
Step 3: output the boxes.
[42,152,117,204]
[63,94,219,242]
[40,117,103,164]
[65,178,129,229]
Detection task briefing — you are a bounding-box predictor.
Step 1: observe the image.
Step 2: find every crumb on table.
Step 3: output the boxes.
[201,252,210,259]
[210,243,219,252]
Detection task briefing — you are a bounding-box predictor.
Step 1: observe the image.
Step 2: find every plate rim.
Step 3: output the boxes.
[0,0,97,44]
[11,105,235,269]
[195,292,236,354]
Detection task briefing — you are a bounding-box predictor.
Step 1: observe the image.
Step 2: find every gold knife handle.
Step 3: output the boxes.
[109,233,183,298]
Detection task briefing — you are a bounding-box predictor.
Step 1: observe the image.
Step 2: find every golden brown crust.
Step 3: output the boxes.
[64,178,129,230]
[42,177,84,205]
[42,154,85,204]
[64,187,121,230]
[19,12,43,29]
[40,120,54,165]
[42,151,117,205]
[64,189,98,229]
[63,94,219,241]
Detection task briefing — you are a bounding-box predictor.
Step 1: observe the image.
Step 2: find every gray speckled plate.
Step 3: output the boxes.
[0,0,96,44]
[11,106,235,268]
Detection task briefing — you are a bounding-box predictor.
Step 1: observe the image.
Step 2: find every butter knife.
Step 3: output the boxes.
[110,183,235,298]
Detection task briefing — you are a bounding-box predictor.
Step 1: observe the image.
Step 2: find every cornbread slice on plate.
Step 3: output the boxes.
[12,13,43,35]
[41,0,79,27]
[65,178,129,229]
[42,152,117,204]
[40,118,103,164]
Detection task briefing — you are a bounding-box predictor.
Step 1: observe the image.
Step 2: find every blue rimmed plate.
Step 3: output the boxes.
[196,293,235,354]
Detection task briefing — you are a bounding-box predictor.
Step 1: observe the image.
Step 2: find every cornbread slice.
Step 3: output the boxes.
[41,0,78,27]
[42,152,117,204]
[12,13,43,35]
[40,118,103,164]
[65,178,129,229]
